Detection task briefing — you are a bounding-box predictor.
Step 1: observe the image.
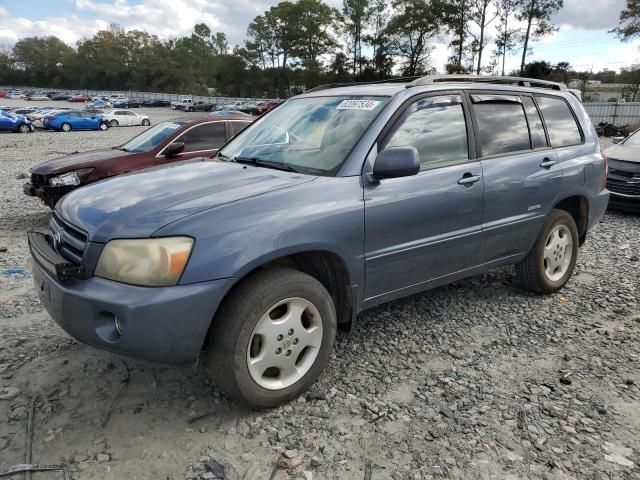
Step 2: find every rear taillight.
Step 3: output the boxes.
[602,152,608,190]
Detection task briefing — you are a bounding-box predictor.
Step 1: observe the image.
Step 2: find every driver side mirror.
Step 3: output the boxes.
[373,146,420,179]
[612,136,626,144]
[164,142,185,157]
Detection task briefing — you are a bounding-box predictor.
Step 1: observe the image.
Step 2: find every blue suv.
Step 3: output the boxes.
[44,110,109,132]
[28,76,609,407]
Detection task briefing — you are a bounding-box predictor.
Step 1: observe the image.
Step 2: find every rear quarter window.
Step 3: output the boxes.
[535,96,582,148]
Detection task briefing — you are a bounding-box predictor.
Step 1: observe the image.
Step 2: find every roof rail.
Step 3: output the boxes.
[407,74,567,91]
[306,76,420,93]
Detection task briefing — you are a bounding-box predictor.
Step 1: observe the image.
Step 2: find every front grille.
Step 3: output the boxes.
[31,173,49,187]
[49,214,88,265]
[607,178,640,197]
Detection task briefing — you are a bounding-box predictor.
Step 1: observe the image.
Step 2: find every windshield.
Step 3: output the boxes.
[218,96,388,174]
[120,121,185,153]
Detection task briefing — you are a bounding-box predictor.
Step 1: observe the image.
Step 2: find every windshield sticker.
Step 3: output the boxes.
[336,100,381,111]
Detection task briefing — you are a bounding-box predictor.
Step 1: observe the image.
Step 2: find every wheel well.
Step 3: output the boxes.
[553,196,588,244]
[202,251,355,352]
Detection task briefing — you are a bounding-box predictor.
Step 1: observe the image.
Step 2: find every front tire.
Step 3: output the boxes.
[61,122,72,132]
[99,122,109,131]
[515,209,579,294]
[208,268,336,408]
[141,119,150,126]
[110,119,119,127]
[17,124,31,133]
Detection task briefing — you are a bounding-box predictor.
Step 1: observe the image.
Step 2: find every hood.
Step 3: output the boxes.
[57,159,317,242]
[31,148,131,175]
[604,143,640,164]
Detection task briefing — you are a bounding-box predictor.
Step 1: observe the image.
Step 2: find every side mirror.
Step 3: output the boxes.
[612,136,626,144]
[373,146,420,179]
[164,142,185,157]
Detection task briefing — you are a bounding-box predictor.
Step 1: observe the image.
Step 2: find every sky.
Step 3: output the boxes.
[1,0,640,74]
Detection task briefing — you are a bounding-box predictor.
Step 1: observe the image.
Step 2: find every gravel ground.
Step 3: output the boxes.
[0,99,639,480]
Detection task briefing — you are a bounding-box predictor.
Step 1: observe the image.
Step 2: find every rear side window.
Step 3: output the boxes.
[472,95,530,156]
[536,96,582,147]
[384,95,469,168]
[231,121,251,137]
[522,97,547,149]
[179,122,226,153]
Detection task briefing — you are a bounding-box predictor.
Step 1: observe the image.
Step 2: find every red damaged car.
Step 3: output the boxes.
[24,115,253,207]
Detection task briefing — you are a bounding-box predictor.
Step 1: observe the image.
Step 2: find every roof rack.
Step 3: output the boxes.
[407,74,567,91]
[305,76,420,93]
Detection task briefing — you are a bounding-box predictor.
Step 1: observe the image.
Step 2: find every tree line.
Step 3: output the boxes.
[1,0,638,97]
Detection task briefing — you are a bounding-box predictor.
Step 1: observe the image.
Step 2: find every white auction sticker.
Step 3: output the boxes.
[336,99,381,111]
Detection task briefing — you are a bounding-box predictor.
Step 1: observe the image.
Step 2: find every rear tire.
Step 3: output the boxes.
[110,119,119,127]
[61,122,71,132]
[141,119,150,126]
[208,268,336,409]
[515,209,579,294]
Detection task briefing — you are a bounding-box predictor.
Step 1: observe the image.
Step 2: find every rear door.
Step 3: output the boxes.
[471,92,562,263]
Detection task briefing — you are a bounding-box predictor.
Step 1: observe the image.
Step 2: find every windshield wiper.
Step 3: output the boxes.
[233,156,299,173]
[215,151,231,161]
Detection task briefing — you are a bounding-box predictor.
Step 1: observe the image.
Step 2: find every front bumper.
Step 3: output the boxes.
[23,182,72,207]
[608,191,640,211]
[28,231,233,364]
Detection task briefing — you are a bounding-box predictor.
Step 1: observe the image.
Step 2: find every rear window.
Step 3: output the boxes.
[535,96,582,147]
[472,96,530,156]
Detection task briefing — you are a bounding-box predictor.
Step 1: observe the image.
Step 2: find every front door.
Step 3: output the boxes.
[364,93,484,301]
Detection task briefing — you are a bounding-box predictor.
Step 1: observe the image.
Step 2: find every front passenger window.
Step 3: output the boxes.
[384,95,469,168]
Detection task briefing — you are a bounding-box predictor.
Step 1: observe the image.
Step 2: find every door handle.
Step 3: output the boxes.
[540,158,556,168]
[458,174,481,185]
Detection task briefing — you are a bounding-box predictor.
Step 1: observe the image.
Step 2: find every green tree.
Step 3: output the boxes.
[386,0,444,76]
[493,0,518,75]
[341,0,373,79]
[515,0,563,73]
[612,0,640,40]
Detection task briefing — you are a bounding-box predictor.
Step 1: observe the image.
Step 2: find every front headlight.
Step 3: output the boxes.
[49,168,94,187]
[95,237,194,286]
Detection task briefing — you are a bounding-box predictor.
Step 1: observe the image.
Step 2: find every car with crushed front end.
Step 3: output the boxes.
[24,115,252,207]
[604,131,640,210]
[28,75,609,408]
[0,110,34,133]
[43,110,110,132]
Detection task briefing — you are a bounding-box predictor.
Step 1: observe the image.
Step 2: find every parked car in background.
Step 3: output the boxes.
[43,110,110,132]
[604,131,640,210]
[52,94,71,101]
[0,92,7,98]
[0,110,34,133]
[253,100,281,115]
[12,107,42,116]
[101,109,151,127]
[171,96,193,110]
[69,95,91,102]
[25,114,252,207]
[27,94,50,101]
[86,99,111,109]
[143,99,170,107]
[28,109,70,129]
[111,98,130,108]
[125,99,145,108]
[6,92,26,99]
[177,100,217,112]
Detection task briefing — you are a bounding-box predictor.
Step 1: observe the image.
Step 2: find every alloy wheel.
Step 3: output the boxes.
[543,224,573,282]
[246,297,323,390]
